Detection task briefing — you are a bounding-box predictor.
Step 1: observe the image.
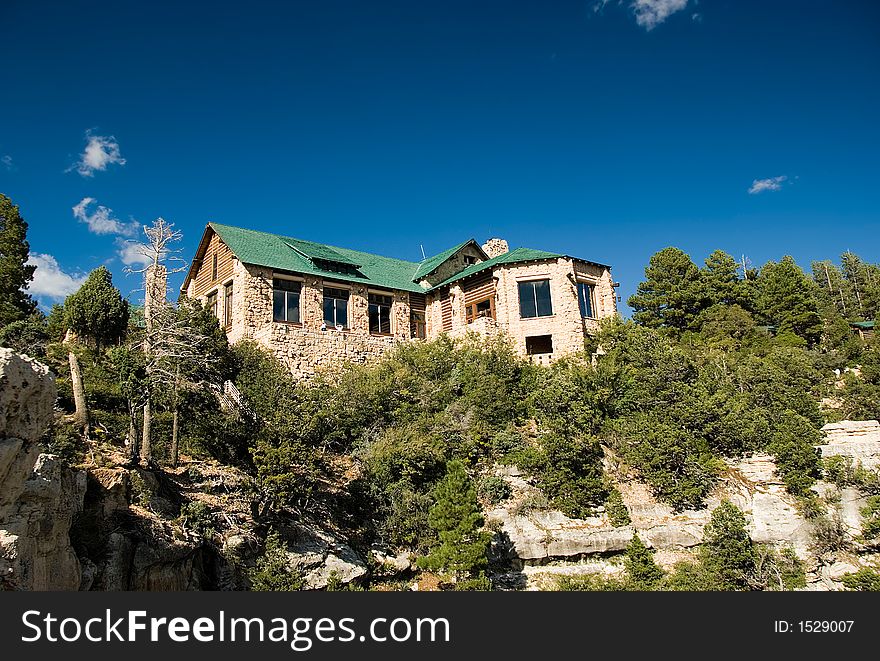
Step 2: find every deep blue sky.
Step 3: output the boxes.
[1,0,878,311]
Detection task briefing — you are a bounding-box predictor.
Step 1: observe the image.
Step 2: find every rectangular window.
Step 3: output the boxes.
[207,291,218,319]
[526,334,553,355]
[273,279,301,323]
[578,282,595,318]
[464,254,478,266]
[212,253,218,281]
[465,297,495,324]
[518,279,553,318]
[323,287,349,328]
[368,293,393,334]
[224,282,233,327]
[410,311,426,339]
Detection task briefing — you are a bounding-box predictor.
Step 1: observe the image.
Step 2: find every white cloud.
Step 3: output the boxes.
[1,155,12,170]
[631,0,690,30]
[25,253,86,300]
[748,175,788,194]
[68,131,126,177]
[72,197,139,237]
[116,239,152,267]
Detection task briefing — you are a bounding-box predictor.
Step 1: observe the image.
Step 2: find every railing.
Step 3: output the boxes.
[209,380,256,421]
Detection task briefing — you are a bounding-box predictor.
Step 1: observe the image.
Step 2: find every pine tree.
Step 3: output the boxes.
[64,266,130,352]
[755,256,823,345]
[417,460,491,578]
[0,193,37,327]
[702,250,744,307]
[628,247,706,332]
[700,501,755,591]
[625,534,664,590]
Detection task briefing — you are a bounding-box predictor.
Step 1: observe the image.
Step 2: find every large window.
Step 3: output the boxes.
[578,282,595,319]
[324,287,349,328]
[466,297,495,324]
[518,279,553,318]
[207,291,218,319]
[369,293,393,334]
[273,279,301,323]
[224,282,233,327]
[526,334,553,355]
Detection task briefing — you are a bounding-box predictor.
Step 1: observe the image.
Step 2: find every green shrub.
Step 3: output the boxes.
[554,573,627,591]
[249,530,304,591]
[860,496,880,540]
[477,475,511,506]
[534,432,608,519]
[43,424,85,466]
[624,535,663,590]
[699,501,755,591]
[178,500,216,540]
[767,411,822,496]
[605,488,631,527]
[841,568,880,591]
[811,513,849,555]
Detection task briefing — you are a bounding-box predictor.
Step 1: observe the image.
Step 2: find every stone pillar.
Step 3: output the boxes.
[481,238,509,259]
[350,285,369,334]
[450,283,466,333]
[302,277,323,329]
[393,290,411,339]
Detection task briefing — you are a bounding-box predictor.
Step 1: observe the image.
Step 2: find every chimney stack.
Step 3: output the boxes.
[482,238,509,259]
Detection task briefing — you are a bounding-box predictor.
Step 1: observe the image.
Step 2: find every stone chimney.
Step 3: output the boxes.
[482,238,509,259]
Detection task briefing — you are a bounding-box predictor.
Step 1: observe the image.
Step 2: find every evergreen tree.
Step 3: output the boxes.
[624,534,664,590]
[64,266,130,352]
[754,256,823,345]
[700,501,755,591]
[248,530,304,591]
[702,250,743,307]
[628,247,705,332]
[0,193,37,327]
[417,460,491,578]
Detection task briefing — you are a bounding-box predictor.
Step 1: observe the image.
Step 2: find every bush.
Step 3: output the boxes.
[767,411,822,496]
[699,501,755,591]
[554,573,627,591]
[534,432,608,519]
[249,530,304,591]
[860,496,880,540]
[477,475,511,506]
[811,513,849,555]
[841,568,880,591]
[178,500,216,540]
[605,488,631,527]
[42,424,85,466]
[624,535,663,590]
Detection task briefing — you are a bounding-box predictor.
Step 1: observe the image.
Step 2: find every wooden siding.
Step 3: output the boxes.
[463,273,494,305]
[192,231,235,297]
[440,295,453,331]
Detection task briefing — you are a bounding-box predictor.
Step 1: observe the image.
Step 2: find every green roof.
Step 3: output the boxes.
[207,223,426,293]
[412,239,475,281]
[851,320,876,329]
[428,247,565,291]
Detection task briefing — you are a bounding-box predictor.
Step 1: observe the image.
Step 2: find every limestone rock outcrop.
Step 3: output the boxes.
[1,348,87,590]
[280,521,368,589]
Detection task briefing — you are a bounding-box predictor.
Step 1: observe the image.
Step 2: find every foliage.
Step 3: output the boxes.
[417,460,491,578]
[628,247,706,332]
[766,411,822,496]
[249,530,305,591]
[754,256,823,346]
[178,500,216,539]
[0,193,37,327]
[0,312,48,356]
[477,475,511,506]
[860,496,880,540]
[532,432,608,518]
[605,488,631,527]
[42,423,85,466]
[841,568,880,591]
[624,535,664,590]
[810,513,849,555]
[699,501,756,591]
[63,266,129,351]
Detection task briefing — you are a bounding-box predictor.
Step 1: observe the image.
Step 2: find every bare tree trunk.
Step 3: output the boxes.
[68,349,90,439]
[127,400,139,464]
[170,367,181,468]
[141,398,152,466]
[171,408,179,468]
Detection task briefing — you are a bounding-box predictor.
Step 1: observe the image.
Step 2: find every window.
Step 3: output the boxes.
[526,335,553,355]
[410,311,426,339]
[224,282,233,327]
[518,279,553,318]
[368,293,393,334]
[466,297,495,324]
[464,254,478,266]
[212,252,218,281]
[207,291,218,319]
[273,279,301,323]
[578,282,595,319]
[323,287,349,328]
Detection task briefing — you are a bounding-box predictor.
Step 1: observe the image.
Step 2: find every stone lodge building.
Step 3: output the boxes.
[181,223,618,377]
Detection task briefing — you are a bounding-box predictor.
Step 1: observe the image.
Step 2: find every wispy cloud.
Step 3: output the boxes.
[1,154,13,171]
[594,1,691,31]
[748,175,788,194]
[68,130,126,177]
[25,253,86,300]
[116,238,152,267]
[72,197,139,237]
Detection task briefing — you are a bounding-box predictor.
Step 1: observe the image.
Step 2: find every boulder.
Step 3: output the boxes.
[280,522,367,589]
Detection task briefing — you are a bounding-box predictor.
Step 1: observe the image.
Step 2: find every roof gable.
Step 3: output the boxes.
[412,239,486,282]
[427,247,566,291]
